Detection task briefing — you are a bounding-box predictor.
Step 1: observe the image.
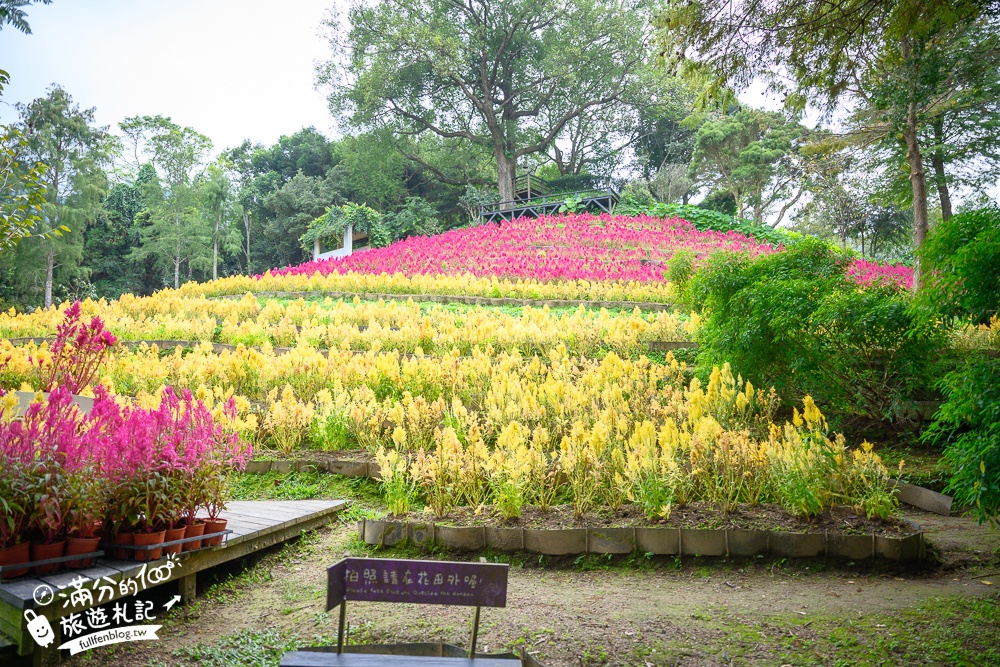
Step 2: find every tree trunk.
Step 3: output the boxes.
[213,211,220,281]
[243,211,251,273]
[900,39,929,291]
[903,117,929,291]
[931,115,952,221]
[44,244,55,309]
[496,150,516,207]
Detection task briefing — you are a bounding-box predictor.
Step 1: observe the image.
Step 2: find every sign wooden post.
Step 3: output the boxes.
[326,557,509,656]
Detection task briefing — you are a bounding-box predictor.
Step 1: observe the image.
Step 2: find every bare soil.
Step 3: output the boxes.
[253,449,375,464]
[69,506,1000,667]
[397,502,916,538]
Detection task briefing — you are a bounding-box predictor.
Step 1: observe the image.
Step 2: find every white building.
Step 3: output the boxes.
[312,224,371,261]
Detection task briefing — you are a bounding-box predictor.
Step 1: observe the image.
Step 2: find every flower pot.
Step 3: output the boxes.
[183,521,206,551]
[164,526,187,555]
[0,541,31,579]
[133,531,166,562]
[66,536,100,569]
[203,519,227,547]
[76,522,99,539]
[112,531,134,560]
[31,541,66,575]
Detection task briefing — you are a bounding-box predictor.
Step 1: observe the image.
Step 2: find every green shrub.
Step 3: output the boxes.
[614,182,656,215]
[665,249,696,301]
[691,239,941,421]
[384,196,442,241]
[915,206,1000,525]
[914,206,1000,325]
[924,356,1000,526]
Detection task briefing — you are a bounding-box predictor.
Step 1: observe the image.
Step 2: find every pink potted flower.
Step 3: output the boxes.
[63,461,103,568]
[28,456,67,575]
[0,458,31,579]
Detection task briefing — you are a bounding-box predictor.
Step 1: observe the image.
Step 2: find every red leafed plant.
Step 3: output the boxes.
[34,301,117,393]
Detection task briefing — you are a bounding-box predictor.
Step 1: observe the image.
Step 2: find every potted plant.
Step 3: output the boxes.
[29,458,68,575]
[64,462,104,568]
[132,467,168,562]
[202,466,230,547]
[179,465,208,552]
[0,460,31,579]
[160,468,187,556]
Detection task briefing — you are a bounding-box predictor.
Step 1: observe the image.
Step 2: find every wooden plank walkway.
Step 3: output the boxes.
[0,500,346,665]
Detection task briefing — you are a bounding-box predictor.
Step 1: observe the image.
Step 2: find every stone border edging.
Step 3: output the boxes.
[211,290,676,312]
[244,459,381,479]
[357,519,926,562]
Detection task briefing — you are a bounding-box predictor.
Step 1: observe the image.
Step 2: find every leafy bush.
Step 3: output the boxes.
[698,189,737,215]
[691,239,941,421]
[665,249,695,302]
[915,206,1000,325]
[383,196,442,241]
[614,181,656,215]
[923,355,1000,526]
[915,206,1000,525]
[544,172,599,193]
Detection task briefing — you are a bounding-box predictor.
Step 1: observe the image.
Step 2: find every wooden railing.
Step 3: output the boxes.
[480,187,620,223]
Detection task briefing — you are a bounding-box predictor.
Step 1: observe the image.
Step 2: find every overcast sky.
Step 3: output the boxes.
[0,0,337,151]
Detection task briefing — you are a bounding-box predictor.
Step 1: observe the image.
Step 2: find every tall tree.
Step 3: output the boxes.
[84,164,156,297]
[200,161,232,281]
[262,170,344,268]
[687,108,810,225]
[324,0,650,202]
[862,18,1000,222]
[658,0,998,286]
[14,86,109,307]
[123,116,212,289]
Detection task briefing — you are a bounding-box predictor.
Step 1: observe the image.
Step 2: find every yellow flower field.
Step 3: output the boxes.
[0,273,900,526]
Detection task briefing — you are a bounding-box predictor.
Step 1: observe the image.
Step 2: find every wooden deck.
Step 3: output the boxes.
[0,500,346,665]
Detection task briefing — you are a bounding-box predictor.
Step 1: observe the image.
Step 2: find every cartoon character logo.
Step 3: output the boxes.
[24,609,55,647]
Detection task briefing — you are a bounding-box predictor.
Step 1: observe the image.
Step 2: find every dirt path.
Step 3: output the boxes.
[73,507,1000,667]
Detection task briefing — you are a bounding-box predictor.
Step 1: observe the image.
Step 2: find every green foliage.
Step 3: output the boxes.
[0,124,52,252]
[325,0,650,196]
[260,170,343,268]
[687,109,811,225]
[664,249,695,296]
[1,86,109,307]
[915,206,1000,525]
[614,182,657,216]
[457,184,497,224]
[171,629,300,667]
[384,196,442,241]
[691,239,941,420]
[630,200,806,248]
[0,0,50,34]
[925,356,1000,526]
[698,189,737,215]
[915,206,1000,325]
[123,115,213,289]
[545,173,599,193]
[302,202,389,251]
[558,193,586,214]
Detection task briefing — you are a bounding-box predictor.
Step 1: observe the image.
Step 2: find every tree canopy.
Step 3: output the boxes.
[323,0,651,202]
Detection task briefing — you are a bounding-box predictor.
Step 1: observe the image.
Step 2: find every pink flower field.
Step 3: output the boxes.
[274,213,913,289]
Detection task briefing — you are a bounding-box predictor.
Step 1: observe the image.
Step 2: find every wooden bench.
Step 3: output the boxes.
[281,557,520,667]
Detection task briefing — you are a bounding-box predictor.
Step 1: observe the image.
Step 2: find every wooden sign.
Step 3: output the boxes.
[326,557,508,611]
